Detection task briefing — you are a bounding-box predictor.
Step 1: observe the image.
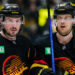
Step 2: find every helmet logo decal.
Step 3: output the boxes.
[57,9,65,11]
[11,12,19,14]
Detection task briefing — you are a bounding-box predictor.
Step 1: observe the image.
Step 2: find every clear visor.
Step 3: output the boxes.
[53,18,75,26]
[1,15,25,25]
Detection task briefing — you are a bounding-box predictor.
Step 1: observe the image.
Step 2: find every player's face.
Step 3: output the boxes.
[56,14,73,35]
[3,17,22,37]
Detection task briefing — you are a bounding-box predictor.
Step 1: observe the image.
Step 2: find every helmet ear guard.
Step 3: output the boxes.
[21,15,25,25]
[72,18,75,24]
[0,14,5,31]
[52,19,57,27]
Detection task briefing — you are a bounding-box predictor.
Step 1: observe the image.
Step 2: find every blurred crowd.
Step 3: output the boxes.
[0,0,71,42]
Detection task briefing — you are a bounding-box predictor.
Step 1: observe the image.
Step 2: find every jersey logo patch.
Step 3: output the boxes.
[45,47,51,55]
[2,55,28,75]
[0,46,5,54]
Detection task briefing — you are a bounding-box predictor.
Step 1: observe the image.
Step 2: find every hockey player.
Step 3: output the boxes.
[30,2,75,75]
[0,4,35,75]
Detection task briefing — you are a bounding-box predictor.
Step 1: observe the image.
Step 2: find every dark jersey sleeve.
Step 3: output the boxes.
[17,35,35,74]
[30,35,53,75]
[22,35,35,66]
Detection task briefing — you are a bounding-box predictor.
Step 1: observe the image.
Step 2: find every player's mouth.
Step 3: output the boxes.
[11,29,17,32]
[60,25,65,29]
